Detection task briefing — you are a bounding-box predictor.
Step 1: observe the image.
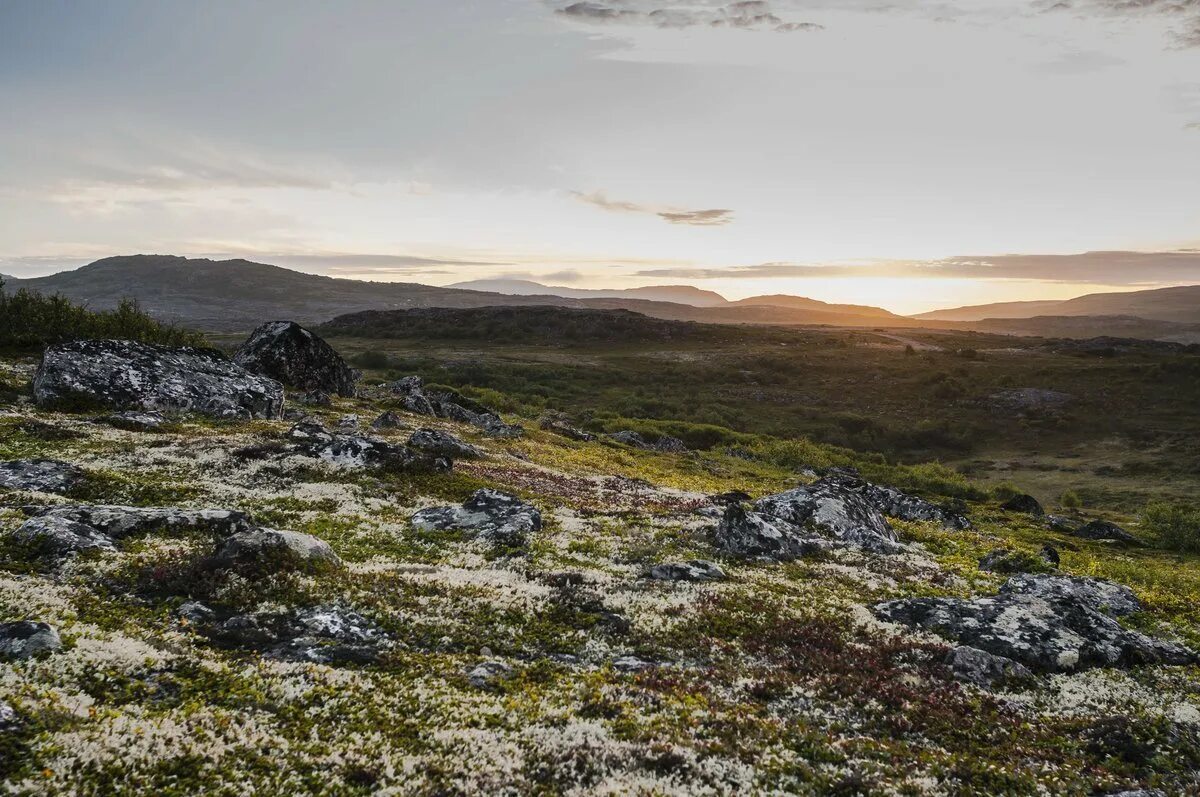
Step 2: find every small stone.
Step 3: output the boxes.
[467,660,513,689]
[370,411,408,430]
[612,655,653,673]
[0,621,62,660]
[99,410,168,432]
[411,489,541,548]
[1001,494,1044,516]
[946,645,1033,687]
[1074,519,1143,546]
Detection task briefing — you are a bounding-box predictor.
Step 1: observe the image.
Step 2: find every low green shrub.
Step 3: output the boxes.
[1143,501,1200,554]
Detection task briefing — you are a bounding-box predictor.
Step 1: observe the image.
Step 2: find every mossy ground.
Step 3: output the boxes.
[2,353,1199,796]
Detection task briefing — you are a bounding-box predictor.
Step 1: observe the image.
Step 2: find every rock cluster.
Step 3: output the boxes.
[34,339,283,419]
[234,321,358,396]
[0,459,85,494]
[875,574,1194,673]
[98,410,169,432]
[187,603,385,664]
[821,468,971,530]
[412,489,541,548]
[407,428,481,459]
[647,560,727,582]
[384,376,522,438]
[289,419,448,470]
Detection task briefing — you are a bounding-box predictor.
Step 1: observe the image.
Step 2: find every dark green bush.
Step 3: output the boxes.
[1143,502,1200,554]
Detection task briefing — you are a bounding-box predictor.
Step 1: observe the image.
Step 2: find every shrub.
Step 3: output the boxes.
[350,350,391,370]
[1061,490,1082,510]
[0,280,205,350]
[1143,502,1200,554]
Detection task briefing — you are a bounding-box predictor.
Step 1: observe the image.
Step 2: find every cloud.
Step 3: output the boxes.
[1039,0,1200,48]
[1033,49,1126,74]
[555,1,824,32]
[572,190,735,226]
[631,251,1200,284]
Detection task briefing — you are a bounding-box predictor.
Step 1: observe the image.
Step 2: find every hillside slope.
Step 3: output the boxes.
[916,285,1200,323]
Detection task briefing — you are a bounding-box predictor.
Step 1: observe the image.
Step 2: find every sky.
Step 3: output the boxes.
[1,0,1199,314]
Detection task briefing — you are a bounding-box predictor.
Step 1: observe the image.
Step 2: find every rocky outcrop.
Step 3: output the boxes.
[189,603,386,664]
[1074,519,1143,546]
[538,413,595,441]
[407,429,481,459]
[0,621,62,660]
[13,515,119,556]
[0,459,84,494]
[821,469,971,530]
[384,377,522,438]
[1001,494,1044,516]
[607,430,688,453]
[370,410,409,430]
[34,339,283,419]
[289,420,445,470]
[875,574,1194,673]
[750,478,902,554]
[648,560,727,582]
[209,528,341,573]
[233,321,357,397]
[411,489,541,548]
[467,660,513,689]
[945,645,1032,688]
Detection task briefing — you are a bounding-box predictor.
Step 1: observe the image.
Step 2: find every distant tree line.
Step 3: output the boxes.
[0,278,206,350]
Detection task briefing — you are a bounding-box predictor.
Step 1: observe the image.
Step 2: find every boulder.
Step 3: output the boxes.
[0,621,62,660]
[336,414,359,430]
[370,410,409,430]
[874,575,1193,673]
[200,604,385,664]
[0,459,84,494]
[978,548,1051,574]
[648,560,727,582]
[608,430,649,448]
[1045,514,1081,533]
[210,528,341,572]
[98,410,168,432]
[385,376,438,415]
[34,339,283,419]
[289,420,438,470]
[233,321,357,397]
[12,515,118,556]
[1039,544,1061,567]
[652,435,688,454]
[1001,494,1044,516]
[945,645,1032,688]
[384,377,522,437]
[299,390,332,407]
[821,469,970,530]
[752,479,901,554]
[1074,519,1143,546]
[407,428,481,459]
[712,503,829,561]
[34,504,253,541]
[538,414,595,442]
[411,489,541,548]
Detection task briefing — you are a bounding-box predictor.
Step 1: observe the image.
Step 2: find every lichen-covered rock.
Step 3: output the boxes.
[210,528,341,572]
[35,504,253,541]
[201,605,385,664]
[712,503,830,561]
[752,479,902,554]
[99,410,168,432]
[874,575,1193,673]
[608,430,649,448]
[467,660,513,689]
[648,560,727,582]
[384,376,522,437]
[34,339,283,419]
[233,321,357,397]
[0,459,84,494]
[1001,494,1044,516]
[407,428,481,459]
[0,621,62,660]
[538,413,595,441]
[612,655,654,673]
[370,410,409,430]
[945,645,1032,688]
[290,420,438,470]
[1074,519,1143,546]
[821,469,970,530]
[411,489,541,548]
[978,548,1051,574]
[12,515,118,556]
[0,700,17,731]
[1045,514,1081,533]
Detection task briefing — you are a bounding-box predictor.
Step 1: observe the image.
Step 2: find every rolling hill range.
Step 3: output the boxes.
[2,255,916,332]
[445,278,729,306]
[915,284,1200,324]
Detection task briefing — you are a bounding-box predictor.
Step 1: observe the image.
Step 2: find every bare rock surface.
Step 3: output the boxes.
[233,321,357,396]
[411,489,541,548]
[0,459,84,494]
[34,339,283,419]
[0,621,62,660]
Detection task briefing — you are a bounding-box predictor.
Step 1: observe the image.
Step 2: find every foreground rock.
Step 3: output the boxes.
[0,459,84,494]
[716,475,903,558]
[607,430,688,453]
[234,321,357,396]
[945,645,1032,688]
[822,468,971,530]
[1001,494,1044,516]
[98,410,169,432]
[34,339,283,419]
[289,420,446,470]
[407,428,481,459]
[210,528,341,572]
[385,377,522,437]
[648,560,727,582]
[411,489,541,548]
[875,574,1194,673]
[191,603,386,664]
[0,621,62,660]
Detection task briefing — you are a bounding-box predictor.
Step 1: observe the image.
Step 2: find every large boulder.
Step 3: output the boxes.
[0,621,62,660]
[209,528,341,573]
[712,504,831,560]
[0,459,84,494]
[874,575,1194,673]
[34,339,283,419]
[1001,494,1044,516]
[407,428,481,459]
[822,469,971,530]
[411,489,541,548]
[752,479,901,554]
[1073,519,1143,546]
[233,321,357,397]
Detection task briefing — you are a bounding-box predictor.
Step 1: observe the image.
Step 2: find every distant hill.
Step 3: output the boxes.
[319,305,766,344]
[446,279,729,307]
[9,255,923,332]
[960,314,1200,345]
[732,294,899,318]
[915,285,1200,324]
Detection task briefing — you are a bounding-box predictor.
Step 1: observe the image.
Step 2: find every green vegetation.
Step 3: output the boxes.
[1144,501,1200,554]
[0,279,206,350]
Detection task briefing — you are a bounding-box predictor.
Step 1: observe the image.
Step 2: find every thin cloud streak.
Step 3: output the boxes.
[572,190,734,226]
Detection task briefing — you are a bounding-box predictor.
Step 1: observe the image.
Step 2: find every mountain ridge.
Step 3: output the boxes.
[915,285,1200,324]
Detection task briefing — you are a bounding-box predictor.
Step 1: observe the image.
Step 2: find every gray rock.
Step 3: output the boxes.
[652,435,688,454]
[0,621,62,660]
[821,469,970,530]
[712,504,830,561]
[177,601,217,624]
[1000,573,1142,617]
[289,420,436,470]
[384,376,522,437]
[1074,519,1143,546]
[750,478,902,554]
[1045,514,1081,533]
[467,660,513,689]
[203,604,385,664]
[1001,494,1044,516]
[945,645,1032,687]
[35,504,253,541]
[612,655,653,673]
[407,428,481,459]
[411,489,541,548]
[233,321,357,397]
[1039,544,1061,567]
[336,414,359,430]
[0,459,85,494]
[648,560,727,582]
[0,700,17,731]
[210,528,341,572]
[370,410,409,430]
[874,575,1193,673]
[299,390,332,407]
[12,515,118,556]
[538,415,595,442]
[99,410,168,432]
[608,430,649,448]
[34,339,283,419]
